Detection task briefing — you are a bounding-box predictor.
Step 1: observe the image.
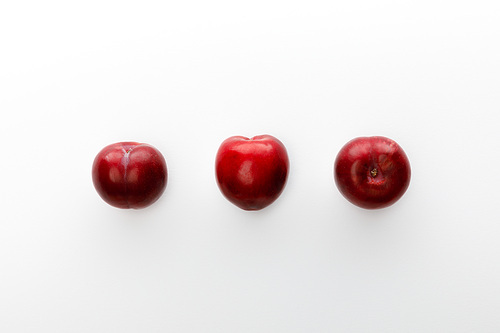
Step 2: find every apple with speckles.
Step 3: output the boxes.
[92,142,167,209]
[334,136,411,209]
[215,135,289,211]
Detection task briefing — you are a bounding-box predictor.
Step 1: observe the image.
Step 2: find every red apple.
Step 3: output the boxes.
[92,142,167,209]
[215,135,289,211]
[334,136,411,209]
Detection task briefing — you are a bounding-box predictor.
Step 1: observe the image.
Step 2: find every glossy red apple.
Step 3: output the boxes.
[92,142,167,209]
[334,136,411,209]
[215,135,289,211]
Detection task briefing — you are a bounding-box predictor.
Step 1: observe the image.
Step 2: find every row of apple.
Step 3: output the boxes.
[92,135,411,210]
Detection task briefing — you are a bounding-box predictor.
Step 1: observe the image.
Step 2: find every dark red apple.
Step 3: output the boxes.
[215,135,289,211]
[334,136,411,209]
[92,142,167,209]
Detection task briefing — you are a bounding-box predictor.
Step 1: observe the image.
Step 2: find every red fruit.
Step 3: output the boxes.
[334,136,411,209]
[92,142,167,209]
[215,135,289,211]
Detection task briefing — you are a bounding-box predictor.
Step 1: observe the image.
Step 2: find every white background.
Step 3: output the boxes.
[1,0,499,332]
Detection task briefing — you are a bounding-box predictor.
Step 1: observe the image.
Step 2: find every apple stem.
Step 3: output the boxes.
[370,168,378,177]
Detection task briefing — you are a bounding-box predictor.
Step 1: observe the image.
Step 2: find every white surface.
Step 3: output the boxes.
[1,1,500,332]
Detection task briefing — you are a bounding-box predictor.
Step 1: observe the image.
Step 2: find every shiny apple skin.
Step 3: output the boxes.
[334,136,411,209]
[215,135,289,211]
[92,142,168,209]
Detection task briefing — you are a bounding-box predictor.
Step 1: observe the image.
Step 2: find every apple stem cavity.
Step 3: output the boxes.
[334,136,411,209]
